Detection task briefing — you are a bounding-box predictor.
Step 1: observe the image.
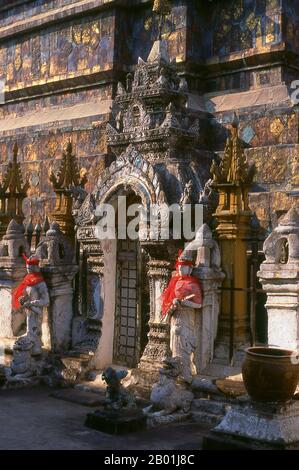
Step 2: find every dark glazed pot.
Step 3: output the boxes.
[242,347,299,402]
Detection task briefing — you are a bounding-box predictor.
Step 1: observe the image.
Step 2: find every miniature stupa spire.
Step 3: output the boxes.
[0,143,29,237]
[210,119,256,364]
[50,141,87,238]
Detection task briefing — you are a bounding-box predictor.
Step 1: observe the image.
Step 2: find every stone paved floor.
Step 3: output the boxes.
[0,386,212,450]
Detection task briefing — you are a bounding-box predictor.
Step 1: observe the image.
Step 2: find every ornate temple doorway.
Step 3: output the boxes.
[113,192,150,368]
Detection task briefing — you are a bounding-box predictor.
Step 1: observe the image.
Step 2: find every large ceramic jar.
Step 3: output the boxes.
[242,347,299,402]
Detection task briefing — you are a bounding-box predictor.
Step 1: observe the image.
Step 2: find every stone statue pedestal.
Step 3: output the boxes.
[35,223,78,353]
[203,400,299,450]
[85,409,147,435]
[193,224,225,373]
[258,207,299,351]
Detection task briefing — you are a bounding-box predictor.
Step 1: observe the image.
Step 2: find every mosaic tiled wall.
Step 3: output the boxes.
[0,0,297,229]
[211,107,297,149]
[0,123,109,221]
[284,0,299,53]
[0,85,112,121]
[116,1,188,66]
[199,0,283,59]
[0,0,113,28]
[0,12,115,90]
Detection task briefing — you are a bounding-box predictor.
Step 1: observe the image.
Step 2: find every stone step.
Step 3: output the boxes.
[4,376,41,390]
[191,398,230,416]
[60,356,90,370]
[191,410,224,427]
[45,351,95,386]
[62,350,94,360]
[191,375,231,402]
[200,364,242,378]
[191,373,248,404]
[191,397,230,427]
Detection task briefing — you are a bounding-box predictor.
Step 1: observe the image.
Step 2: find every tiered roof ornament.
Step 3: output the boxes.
[50,142,87,238]
[0,143,29,238]
[107,24,201,163]
[211,117,255,186]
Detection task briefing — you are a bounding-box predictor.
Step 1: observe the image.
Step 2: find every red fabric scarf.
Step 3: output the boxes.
[12,273,44,310]
[161,273,202,317]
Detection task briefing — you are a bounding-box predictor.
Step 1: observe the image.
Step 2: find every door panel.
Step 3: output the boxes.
[114,240,140,368]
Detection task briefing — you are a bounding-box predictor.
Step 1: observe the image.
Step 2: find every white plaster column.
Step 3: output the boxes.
[46,275,77,352]
[93,239,116,369]
[193,224,225,372]
[194,268,225,372]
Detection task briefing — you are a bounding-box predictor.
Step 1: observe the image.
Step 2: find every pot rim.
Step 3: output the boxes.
[245,346,297,359]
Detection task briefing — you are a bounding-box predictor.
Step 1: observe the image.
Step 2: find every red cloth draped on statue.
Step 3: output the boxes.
[161,273,202,317]
[12,273,44,310]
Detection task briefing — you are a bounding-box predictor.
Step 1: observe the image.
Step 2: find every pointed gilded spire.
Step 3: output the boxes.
[0,142,29,195]
[49,142,87,239]
[211,120,255,185]
[50,141,87,191]
[0,143,30,238]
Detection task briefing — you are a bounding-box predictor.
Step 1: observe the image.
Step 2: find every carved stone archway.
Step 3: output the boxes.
[95,146,171,370]
[95,144,167,208]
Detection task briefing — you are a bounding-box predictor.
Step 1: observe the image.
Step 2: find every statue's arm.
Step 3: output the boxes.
[181,299,202,309]
[29,282,50,308]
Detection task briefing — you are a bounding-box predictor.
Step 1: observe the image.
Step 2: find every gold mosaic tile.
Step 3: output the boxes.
[270,118,284,137]
[246,12,257,32]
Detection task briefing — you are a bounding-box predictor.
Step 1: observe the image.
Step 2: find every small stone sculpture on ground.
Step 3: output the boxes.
[143,357,194,418]
[102,367,136,410]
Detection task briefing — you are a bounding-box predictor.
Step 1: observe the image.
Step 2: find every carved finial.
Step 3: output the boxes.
[50,142,87,190]
[0,144,29,237]
[66,140,72,155]
[161,102,180,128]
[42,216,50,234]
[49,142,86,239]
[279,206,299,227]
[1,144,29,194]
[25,218,34,234]
[6,219,24,235]
[46,222,61,237]
[211,120,255,185]
[232,112,239,129]
[13,142,18,160]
